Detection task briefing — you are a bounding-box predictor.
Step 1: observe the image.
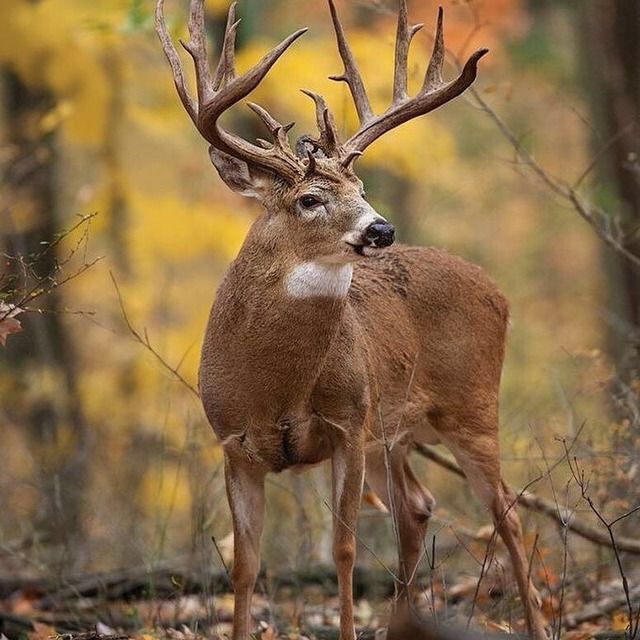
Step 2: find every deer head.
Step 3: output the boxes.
[155,0,488,265]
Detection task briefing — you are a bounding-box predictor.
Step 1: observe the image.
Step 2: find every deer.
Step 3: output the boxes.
[155,1,548,639]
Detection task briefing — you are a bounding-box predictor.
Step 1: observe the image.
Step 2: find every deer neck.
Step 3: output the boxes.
[206,215,352,418]
[284,260,353,299]
[236,214,353,300]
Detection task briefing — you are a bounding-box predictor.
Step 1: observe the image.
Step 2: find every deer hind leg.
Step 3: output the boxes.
[441,430,548,640]
[366,449,435,601]
[224,454,266,640]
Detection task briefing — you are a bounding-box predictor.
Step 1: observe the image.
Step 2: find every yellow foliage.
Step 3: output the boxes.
[0,0,120,143]
[0,0,609,577]
[205,0,233,17]
[127,190,248,271]
[141,462,192,519]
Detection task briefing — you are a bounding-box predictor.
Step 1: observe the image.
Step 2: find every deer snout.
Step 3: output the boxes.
[364,220,395,248]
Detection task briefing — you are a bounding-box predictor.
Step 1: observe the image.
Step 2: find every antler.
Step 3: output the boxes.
[327,0,489,163]
[155,0,308,182]
[300,90,343,157]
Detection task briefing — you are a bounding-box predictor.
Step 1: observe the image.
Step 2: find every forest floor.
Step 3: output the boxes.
[0,564,636,640]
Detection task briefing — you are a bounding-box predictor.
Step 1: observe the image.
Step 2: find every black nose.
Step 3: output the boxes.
[364,220,395,248]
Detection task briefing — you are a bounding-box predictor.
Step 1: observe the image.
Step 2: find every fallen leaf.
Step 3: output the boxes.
[541,595,560,619]
[484,619,512,632]
[612,611,629,631]
[0,303,24,347]
[27,622,56,640]
[362,490,388,513]
[475,524,496,541]
[258,621,278,640]
[96,621,117,635]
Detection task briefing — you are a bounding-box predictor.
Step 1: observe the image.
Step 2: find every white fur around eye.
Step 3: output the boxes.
[297,203,327,219]
[285,262,353,299]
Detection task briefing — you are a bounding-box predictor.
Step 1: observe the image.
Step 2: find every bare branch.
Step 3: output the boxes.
[467,85,640,271]
[414,442,640,555]
[564,441,639,638]
[110,272,200,399]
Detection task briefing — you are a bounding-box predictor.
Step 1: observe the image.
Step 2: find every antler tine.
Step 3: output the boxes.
[180,0,214,104]
[327,0,374,125]
[213,3,239,91]
[393,0,423,103]
[247,102,296,155]
[246,102,284,134]
[199,24,308,180]
[305,148,317,175]
[422,6,445,94]
[200,26,308,127]
[341,150,363,170]
[300,90,342,155]
[155,0,198,125]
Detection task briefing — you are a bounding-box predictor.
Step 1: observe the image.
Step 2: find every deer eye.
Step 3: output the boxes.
[299,195,322,209]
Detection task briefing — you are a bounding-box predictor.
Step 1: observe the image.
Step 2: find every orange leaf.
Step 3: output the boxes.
[27,622,57,640]
[258,622,278,640]
[612,611,629,631]
[362,490,388,513]
[0,303,24,347]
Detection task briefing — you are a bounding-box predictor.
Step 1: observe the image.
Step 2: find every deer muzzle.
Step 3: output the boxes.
[363,220,395,248]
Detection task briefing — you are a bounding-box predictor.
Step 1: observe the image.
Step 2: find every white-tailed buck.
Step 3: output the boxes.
[156,1,548,639]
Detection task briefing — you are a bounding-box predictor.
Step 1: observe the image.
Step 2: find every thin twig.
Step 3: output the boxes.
[467,85,640,271]
[314,489,399,583]
[110,271,200,398]
[211,535,230,579]
[564,440,639,639]
[414,442,640,555]
[573,123,636,189]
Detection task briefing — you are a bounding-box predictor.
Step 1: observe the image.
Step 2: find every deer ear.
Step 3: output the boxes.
[209,148,272,200]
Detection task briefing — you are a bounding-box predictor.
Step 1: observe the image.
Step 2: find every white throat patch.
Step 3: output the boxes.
[285,262,353,299]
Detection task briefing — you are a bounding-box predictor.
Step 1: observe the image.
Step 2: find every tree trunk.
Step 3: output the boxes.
[1,70,89,567]
[579,1,640,520]
[582,1,640,366]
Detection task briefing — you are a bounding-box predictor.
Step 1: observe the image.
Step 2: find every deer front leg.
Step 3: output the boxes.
[224,454,266,640]
[331,439,365,640]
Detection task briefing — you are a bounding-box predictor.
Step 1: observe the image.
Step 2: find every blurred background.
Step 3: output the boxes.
[1,0,639,635]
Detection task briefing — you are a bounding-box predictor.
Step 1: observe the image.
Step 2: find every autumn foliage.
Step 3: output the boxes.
[1,1,639,639]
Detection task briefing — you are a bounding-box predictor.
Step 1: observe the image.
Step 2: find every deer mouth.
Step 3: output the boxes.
[346,243,383,257]
[345,219,396,257]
